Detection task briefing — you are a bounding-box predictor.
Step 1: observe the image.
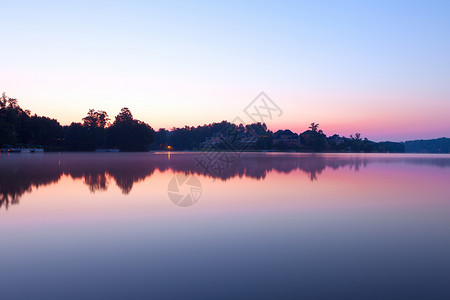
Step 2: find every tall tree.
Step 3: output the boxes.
[7,97,18,109]
[309,122,319,132]
[82,109,110,128]
[95,110,109,128]
[83,109,98,128]
[107,108,155,151]
[114,107,134,125]
[0,92,7,109]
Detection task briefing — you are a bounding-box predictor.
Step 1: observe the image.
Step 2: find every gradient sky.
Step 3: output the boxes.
[1,0,449,141]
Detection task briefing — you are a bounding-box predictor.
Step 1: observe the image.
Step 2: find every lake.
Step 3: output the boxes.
[1,152,450,299]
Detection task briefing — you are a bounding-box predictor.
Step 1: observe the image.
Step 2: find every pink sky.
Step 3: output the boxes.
[2,1,449,141]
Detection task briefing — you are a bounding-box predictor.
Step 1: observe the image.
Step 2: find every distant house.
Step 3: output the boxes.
[273,130,300,147]
[239,135,258,146]
[328,134,344,146]
[204,136,221,146]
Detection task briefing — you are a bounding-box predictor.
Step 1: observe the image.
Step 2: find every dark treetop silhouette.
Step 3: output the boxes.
[2,92,449,153]
[0,93,420,153]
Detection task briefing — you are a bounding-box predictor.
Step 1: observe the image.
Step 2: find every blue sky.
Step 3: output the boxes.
[1,0,449,140]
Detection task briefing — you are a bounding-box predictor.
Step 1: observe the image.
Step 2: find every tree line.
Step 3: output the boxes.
[152,121,405,153]
[0,93,154,151]
[0,93,405,152]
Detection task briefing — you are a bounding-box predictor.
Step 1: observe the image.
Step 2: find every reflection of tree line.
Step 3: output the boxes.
[0,162,61,210]
[1,153,449,209]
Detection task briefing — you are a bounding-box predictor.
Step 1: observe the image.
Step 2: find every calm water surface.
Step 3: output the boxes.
[1,152,450,299]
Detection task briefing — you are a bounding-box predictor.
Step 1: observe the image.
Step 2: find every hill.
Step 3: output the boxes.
[404,138,450,153]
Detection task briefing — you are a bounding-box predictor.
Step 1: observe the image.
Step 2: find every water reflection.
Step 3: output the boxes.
[1,152,450,299]
[1,152,450,209]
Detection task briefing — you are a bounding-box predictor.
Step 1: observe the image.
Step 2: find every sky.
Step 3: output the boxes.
[1,0,449,141]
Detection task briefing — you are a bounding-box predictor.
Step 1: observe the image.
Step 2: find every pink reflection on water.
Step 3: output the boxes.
[1,153,449,228]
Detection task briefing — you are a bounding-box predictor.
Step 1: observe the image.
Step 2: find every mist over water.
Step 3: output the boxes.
[1,153,450,299]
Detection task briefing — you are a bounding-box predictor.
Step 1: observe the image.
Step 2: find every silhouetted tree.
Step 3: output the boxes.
[115,108,134,125]
[21,115,62,148]
[309,122,319,132]
[403,138,449,153]
[7,97,18,109]
[107,108,155,151]
[65,122,96,151]
[78,109,110,149]
[152,128,169,149]
[82,109,110,128]
[349,132,364,152]
[376,142,406,153]
[0,92,408,153]
[351,133,362,141]
[300,124,327,151]
[0,93,7,109]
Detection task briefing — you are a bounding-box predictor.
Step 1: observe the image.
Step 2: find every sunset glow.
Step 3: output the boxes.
[2,1,449,141]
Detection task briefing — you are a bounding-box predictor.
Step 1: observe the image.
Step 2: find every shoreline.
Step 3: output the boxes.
[2,149,450,155]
